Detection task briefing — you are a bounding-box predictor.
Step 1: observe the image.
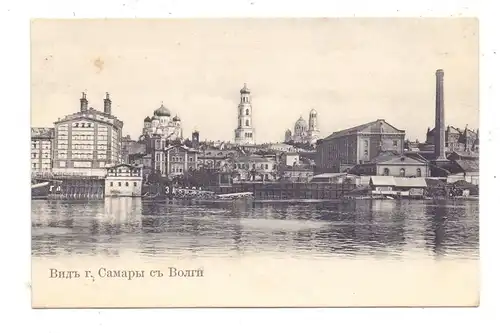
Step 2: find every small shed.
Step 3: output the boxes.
[369,176,396,194]
[393,177,427,197]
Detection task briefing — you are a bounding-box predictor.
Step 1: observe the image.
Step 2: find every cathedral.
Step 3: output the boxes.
[141,103,183,140]
[285,109,320,144]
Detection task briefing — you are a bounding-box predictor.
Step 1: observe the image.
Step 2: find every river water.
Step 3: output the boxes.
[31,198,479,260]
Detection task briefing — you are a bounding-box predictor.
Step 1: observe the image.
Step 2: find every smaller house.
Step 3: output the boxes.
[447,160,479,185]
[104,164,143,197]
[350,152,429,178]
[369,176,397,194]
[393,177,428,197]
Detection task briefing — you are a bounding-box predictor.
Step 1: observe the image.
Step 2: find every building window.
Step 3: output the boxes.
[110,182,113,187]
[416,168,422,177]
[383,168,390,176]
[246,109,249,115]
[399,168,406,177]
[364,140,368,148]
[125,182,129,187]
[118,182,121,187]
[393,140,398,147]
[133,182,137,187]
[364,150,368,156]
[245,120,249,126]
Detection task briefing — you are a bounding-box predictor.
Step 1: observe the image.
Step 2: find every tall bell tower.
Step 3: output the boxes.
[234,83,255,145]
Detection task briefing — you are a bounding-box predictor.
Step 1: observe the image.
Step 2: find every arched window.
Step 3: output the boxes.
[399,168,406,177]
[246,109,249,115]
[416,168,422,177]
[245,120,249,126]
[383,168,390,176]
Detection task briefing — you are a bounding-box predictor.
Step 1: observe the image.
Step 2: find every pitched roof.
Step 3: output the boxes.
[454,160,479,173]
[370,176,396,186]
[312,173,347,179]
[394,177,427,188]
[324,119,404,140]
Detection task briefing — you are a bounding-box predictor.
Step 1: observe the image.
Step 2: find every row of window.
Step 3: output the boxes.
[31,153,50,159]
[382,168,422,177]
[109,181,138,187]
[31,144,51,150]
[32,163,51,169]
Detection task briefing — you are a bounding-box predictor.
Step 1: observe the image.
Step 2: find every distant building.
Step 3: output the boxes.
[142,103,183,140]
[164,145,198,177]
[233,155,278,182]
[121,135,146,163]
[279,165,314,183]
[425,126,479,154]
[234,83,256,145]
[197,148,237,170]
[316,119,405,173]
[104,164,143,197]
[52,92,123,177]
[285,108,321,145]
[31,127,54,172]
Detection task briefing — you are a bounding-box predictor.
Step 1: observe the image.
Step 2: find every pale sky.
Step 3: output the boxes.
[31,18,478,142]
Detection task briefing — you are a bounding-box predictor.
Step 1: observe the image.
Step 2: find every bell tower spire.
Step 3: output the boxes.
[234,83,256,145]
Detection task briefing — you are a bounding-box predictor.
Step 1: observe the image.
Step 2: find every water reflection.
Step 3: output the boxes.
[31,199,479,260]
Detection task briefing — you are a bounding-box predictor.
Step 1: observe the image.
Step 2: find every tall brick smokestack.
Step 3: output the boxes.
[104,92,112,114]
[80,92,88,112]
[434,69,446,160]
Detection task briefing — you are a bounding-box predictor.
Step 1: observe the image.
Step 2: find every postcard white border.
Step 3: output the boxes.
[1,0,498,332]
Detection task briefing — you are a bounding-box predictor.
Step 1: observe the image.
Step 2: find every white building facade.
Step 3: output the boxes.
[104,164,143,197]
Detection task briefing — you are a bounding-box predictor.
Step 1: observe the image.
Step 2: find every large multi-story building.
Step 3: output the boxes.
[234,83,256,145]
[52,92,123,177]
[316,119,406,173]
[31,127,54,172]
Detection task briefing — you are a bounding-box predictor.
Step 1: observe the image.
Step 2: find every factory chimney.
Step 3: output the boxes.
[104,92,112,114]
[434,69,447,160]
[80,92,88,112]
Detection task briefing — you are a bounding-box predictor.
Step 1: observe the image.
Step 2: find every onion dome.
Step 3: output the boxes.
[309,108,317,116]
[285,129,292,134]
[173,115,181,122]
[151,115,160,121]
[144,116,151,123]
[240,83,250,94]
[153,104,171,117]
[295,116,307,128]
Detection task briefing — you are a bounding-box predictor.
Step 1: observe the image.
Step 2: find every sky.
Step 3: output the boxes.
[31,18,479,142]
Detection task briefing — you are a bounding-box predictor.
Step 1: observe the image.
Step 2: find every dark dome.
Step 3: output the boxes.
[240,83,250,94]
[144,116,151,122]
[173,115,181,122]
[154,104,171,117]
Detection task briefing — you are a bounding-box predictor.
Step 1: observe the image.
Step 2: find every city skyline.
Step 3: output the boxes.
[31,18,479,142]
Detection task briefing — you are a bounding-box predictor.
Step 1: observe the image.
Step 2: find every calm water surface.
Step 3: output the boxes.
[31,198,479,260]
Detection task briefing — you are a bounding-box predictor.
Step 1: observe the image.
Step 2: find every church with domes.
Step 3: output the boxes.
[141,103,183,140]
[285,109,320,144]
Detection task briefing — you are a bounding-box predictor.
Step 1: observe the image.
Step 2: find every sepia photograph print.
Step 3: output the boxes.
[31,18,479,308]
